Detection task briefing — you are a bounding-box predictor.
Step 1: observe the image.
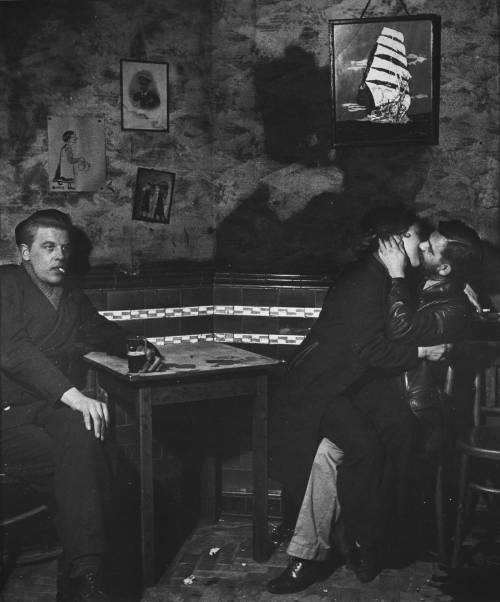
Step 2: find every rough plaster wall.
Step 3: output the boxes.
[0,0,215,268]
[0,0,498,281]
[213,0,499,277]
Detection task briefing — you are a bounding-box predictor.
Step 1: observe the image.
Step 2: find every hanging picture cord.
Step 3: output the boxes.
[360,0,411,19]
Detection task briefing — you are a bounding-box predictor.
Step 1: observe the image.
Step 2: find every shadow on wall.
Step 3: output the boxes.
[0,1,95,170]
[68,225,92,282]
[216,45,432,273]
[215,184,361,275]
[255,45,332,166]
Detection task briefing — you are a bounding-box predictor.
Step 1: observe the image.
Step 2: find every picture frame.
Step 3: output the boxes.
[47,115,106,192]
[329,15,441,147]
[132,168,175,224]
[121,59,169,131]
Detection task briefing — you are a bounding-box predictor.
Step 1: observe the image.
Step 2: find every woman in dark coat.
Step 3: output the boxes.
[269,206,423,542]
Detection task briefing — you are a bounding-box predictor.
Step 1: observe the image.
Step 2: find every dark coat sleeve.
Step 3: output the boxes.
[385,278,469,346]
[0,269,74,404]
[340,266,419,372]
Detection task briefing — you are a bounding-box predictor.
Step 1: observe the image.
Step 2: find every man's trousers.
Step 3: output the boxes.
[287,438,344,560]
[1,402,112,570]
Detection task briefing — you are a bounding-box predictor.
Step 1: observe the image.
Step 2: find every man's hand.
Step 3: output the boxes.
[140,341,164,373]
[418,343,452,362]
[464,283,482,313]
[378,235,407,278]
[61,387,109,440]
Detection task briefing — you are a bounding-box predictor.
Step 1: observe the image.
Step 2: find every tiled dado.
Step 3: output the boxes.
[97,305,322,345]
[83,268,331,351]
[100,305,321,320]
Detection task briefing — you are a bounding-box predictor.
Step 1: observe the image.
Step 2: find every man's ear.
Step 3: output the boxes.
[19,244,30,262]
[437,262,452,277]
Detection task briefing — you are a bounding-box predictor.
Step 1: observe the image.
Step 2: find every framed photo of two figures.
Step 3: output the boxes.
[132,168,175,224]
[329,15,441,147]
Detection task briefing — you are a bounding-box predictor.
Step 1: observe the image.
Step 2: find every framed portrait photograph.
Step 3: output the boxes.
[121,59,169,131]
[132,168,175,224]
[329,15,441,147]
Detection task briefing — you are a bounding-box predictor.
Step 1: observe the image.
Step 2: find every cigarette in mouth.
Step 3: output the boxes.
[57,267,65,273]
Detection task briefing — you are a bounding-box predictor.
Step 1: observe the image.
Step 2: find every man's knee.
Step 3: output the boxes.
[48,406,104,459]
[314,438,344,469]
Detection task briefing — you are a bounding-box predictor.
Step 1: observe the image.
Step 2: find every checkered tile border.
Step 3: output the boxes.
[147,333,215,345]
[146,333,306,345]
[100,305,321,321]
[100,306,213,321]
[99,305,316,346]
[213,333,306,345]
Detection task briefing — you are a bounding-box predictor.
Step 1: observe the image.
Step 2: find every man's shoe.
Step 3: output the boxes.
[349,544,378,583]
[267,556,326,594]
[269,522,294,549]
[56,571,109,602]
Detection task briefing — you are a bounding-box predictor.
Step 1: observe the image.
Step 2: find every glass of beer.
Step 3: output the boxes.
[126,336,148,373]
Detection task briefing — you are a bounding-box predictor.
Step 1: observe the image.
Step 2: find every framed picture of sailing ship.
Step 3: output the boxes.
[329,15,441,147]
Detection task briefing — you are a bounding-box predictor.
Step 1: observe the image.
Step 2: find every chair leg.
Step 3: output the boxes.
[435,462,446,566]
[451,452,469,568]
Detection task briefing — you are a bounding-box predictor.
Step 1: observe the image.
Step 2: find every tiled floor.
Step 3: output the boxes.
[2,519,499,602]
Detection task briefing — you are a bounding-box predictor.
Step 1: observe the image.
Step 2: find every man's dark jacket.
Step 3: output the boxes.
[384,276,472,457]
[269,256,420,502]
[0,264,126,428]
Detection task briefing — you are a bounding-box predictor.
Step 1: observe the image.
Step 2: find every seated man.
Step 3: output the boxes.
[267,215,482,594]
[0,210,162,602]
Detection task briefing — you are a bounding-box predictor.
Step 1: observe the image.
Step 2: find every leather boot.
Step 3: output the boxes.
[267,556,326,594]
[349,543,379,583]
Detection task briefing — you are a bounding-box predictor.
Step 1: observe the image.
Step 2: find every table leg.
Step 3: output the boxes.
[252,374,269,561]
[138,387,155,587]
[200,401,218,523]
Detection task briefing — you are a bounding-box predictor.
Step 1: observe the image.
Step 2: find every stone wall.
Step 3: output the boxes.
[0,0,215,267]
[213,0,499,285]
[0,0,498,294]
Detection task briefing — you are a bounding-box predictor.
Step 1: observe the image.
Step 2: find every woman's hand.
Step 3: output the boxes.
[378,235,407,278]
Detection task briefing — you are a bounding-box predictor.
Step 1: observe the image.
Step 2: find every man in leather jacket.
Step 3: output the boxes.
[267,214,482,594]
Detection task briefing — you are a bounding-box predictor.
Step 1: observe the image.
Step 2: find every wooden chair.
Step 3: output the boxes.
[434,364,454,565]
[450,344,500,568]
[0,474,61,584]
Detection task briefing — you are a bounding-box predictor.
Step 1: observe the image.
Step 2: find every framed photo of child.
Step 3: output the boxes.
[132,168,175,224]
[121,59,169,131]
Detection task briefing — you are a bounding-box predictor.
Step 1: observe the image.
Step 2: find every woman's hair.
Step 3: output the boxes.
[358,204,420,255]
[15,209,72,247]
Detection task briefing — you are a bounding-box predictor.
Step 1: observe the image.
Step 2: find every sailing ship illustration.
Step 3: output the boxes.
[357,26,411,124]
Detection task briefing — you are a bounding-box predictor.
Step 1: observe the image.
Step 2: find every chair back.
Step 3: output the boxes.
[472,343,500,427]
[444,364,454,398]
[0,474,48,527]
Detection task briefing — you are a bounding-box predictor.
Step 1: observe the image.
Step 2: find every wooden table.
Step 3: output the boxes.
[84,342,282,587]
